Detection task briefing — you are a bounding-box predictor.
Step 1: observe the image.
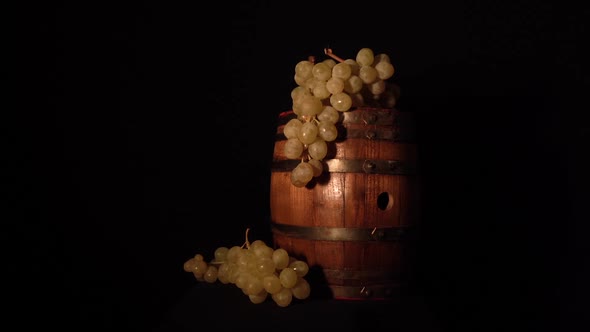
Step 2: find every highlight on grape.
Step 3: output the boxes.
[286,47,398,187]
[183,228,311,307]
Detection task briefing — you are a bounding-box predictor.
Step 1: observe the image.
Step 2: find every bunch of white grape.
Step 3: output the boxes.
[286,47,398,187]
[183,229,311,307]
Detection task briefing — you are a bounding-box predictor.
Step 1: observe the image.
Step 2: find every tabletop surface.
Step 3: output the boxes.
[154,282,443,332]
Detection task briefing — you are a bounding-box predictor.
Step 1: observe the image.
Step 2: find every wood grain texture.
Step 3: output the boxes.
[270,108,420,299]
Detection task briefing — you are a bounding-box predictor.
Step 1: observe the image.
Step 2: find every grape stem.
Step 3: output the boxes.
[301,114,313,123]
[242,227,251,249]
[324,48,345,63]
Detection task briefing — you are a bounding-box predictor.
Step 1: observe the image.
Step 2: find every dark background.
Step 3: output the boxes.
[13,1,587,331]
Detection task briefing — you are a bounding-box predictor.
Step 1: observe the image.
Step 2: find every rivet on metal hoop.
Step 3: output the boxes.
[363,160,376,173]
[388,160,399,170]
[360,286,372,298]
[370,227,386,241]
[362,113,378,124]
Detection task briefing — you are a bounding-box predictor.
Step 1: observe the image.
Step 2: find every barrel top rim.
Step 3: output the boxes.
[278,107,400,118]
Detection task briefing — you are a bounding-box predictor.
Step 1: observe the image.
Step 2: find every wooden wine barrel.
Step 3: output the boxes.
[270,107,420,300]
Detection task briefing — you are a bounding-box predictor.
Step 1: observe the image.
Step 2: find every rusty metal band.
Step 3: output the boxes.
[341,128,402,141]
[270,223,409,242]
[322,268,399,281]
[276,108,407,126]
[271,159,415,175]
[342,108,399,125]
[275,127,414,142]
[329,284,402,300]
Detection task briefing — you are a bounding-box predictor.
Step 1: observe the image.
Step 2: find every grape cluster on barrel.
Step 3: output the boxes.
[183,229,311,307]
[286,47,398,187]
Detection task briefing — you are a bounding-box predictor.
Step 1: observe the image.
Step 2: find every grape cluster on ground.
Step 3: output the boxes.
[286,47,398,187]
[183,229,311,307]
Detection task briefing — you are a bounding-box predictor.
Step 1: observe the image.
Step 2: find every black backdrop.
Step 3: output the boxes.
[13,2,587,331]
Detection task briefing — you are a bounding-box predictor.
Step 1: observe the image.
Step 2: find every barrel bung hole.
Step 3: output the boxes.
[377,192,394,210]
